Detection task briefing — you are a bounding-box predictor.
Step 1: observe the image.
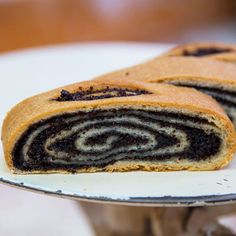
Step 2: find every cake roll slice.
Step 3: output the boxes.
[96,57,236,128]
[161,42,236,63]
[2,79,236,173]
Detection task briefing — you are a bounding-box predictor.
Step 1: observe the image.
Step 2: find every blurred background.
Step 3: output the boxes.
[0,0,236,235]
[0,0,236,52]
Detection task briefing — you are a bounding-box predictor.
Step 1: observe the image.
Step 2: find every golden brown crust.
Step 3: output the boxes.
[10,158,233,174]
[95,57,236,87]
[2,78,236,173]
[160,42,236,63]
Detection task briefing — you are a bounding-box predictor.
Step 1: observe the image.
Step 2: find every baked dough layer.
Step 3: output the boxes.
[95,57,236,127]
[2,79,236,173]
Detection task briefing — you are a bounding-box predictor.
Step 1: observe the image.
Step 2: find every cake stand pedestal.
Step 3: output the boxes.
[80,202,236,236]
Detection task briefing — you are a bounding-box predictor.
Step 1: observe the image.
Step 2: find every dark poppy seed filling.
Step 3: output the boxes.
[182,48,232,57]
[167,82,236,126]
[12,108,222,172]
[56,87,151,101]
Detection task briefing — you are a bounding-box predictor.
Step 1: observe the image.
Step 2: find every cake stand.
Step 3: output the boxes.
[0,43,236,235]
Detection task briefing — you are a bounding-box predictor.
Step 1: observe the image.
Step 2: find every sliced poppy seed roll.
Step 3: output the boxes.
[2,79,236,174]
[161,42,236,63]
[96,57,236,128]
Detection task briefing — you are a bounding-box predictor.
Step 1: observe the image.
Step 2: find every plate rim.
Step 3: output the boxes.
[0,41,172,58]
[1,177,236,207]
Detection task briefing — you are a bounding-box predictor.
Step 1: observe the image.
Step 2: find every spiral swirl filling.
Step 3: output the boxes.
[12,108,222,171]
[168,82,236,127]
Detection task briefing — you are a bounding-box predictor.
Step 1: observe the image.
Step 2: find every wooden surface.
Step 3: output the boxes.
[0,0,235,52]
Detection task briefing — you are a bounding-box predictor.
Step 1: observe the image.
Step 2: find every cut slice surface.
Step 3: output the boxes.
[12,107,222,171]
[2,79,236,173]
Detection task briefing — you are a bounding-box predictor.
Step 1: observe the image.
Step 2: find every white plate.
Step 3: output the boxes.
[1,42,236,206]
